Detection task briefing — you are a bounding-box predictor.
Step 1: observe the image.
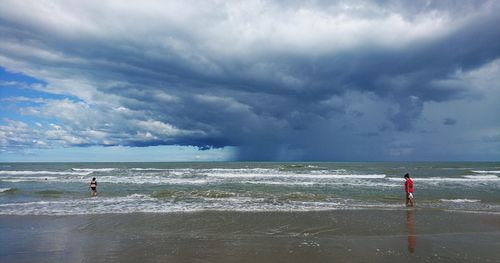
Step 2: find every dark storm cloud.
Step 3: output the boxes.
[443,118,457,126]
[0,0,499,160]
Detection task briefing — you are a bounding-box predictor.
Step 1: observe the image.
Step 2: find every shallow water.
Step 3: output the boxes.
[1,162,499,215]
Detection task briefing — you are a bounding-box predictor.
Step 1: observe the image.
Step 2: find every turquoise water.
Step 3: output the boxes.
[1,162,499,215]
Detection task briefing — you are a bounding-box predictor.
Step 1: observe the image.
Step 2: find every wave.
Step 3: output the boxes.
[1,176,59,182]
[1,176,203,185]
[206,173,386,179]
[152,190,338,201]
[440,199,481,203]
[279,164,326,170]
[275,192,332,202]
[387,177,500,182]
[472,170,500,174]
[152,190,236,199]
[0,194,497,215]
[0,196,365,215]
[91,176,210,185]
[240,180,399,187]
[72,168,116,172]
[462,175,498,179]
[0,188,16,193]
[35,190,64,196]
[0,173,389,186]
[0,175,210,184]
[130,168,171,171]
[242,181,302,187]
[129,167,357,176]
[129,168,275,177]
[437,167,475,170]
[0,170,92,176]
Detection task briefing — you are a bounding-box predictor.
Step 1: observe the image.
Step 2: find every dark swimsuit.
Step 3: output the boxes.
[90,181,97,191]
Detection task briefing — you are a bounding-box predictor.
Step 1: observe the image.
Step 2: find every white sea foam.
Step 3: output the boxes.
[0,188,13,192]
[462,175,498,179]
[206,172,386,179]
[437,167,473,170]
[305,165,324,169]
[1,176,59,182]
[67,175,210,185]
[241,181,317,186]
[240,180,399,187]
[0,174,211,185]
[0,194,496,215]
[130,168,172,171]
[132,168,274,174]
[0,193,328,213]
[323,174,386,179]
[387,177,500,182]
[0,170,92,176]
[472,170,500,174]
[440,199,481,203]
[72,168,117,172]
[1,171,387,185]
[204,168,273,172]
[0,196,366,215]
[310,169,347,174]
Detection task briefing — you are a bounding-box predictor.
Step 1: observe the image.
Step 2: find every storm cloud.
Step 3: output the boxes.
[1,0,499,160]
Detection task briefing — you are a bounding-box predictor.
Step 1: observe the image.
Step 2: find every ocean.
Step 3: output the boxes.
[1,162,499,215]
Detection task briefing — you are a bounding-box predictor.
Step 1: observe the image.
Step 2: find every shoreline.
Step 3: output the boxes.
[1,209,499,262]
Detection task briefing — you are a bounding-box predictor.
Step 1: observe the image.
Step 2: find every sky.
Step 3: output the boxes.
[0,0,499,162]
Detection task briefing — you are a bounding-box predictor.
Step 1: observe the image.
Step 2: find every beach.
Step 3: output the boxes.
[1,210,499,262]
[1,162,500,261]
[2,0,500,261]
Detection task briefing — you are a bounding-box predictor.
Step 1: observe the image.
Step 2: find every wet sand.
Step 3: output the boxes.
[1,209,499,262]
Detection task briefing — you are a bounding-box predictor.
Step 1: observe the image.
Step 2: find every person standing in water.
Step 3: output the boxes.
[89,177,97,197]
[404,173,414,207]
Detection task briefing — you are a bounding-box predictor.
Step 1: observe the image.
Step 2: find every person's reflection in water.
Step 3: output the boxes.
[406,209,416,254]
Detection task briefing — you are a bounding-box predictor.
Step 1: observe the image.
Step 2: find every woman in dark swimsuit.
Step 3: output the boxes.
[89,177,97,196]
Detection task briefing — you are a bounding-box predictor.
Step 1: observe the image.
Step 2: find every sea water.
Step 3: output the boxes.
[1,162,499,215]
